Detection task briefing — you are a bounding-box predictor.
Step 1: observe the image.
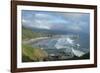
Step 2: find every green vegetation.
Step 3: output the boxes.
[22,27,49,62]
[65,52,90,60]
[22,27,55,40]
[22,27,40,40]
[22,44,48,62]
[80,52,90,59]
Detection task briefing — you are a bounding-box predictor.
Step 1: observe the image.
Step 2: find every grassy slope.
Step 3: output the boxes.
[22,44,48,62]
[22,27,42,40]
[22,27,48,62]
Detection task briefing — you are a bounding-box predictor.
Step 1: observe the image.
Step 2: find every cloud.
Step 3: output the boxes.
[34,20,51,29]
[61,12,89,19]
[35,13,53,20]
[67,25,82,31]
[22,10,90,33]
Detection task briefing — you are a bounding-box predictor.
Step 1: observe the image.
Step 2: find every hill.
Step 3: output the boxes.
[22,44,48,62]
[22,27,43,40]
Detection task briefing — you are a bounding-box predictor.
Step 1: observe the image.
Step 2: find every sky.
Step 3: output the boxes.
[22,10,90,33]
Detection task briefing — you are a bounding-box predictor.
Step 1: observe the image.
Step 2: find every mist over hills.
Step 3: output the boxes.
[23,26,90,52]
